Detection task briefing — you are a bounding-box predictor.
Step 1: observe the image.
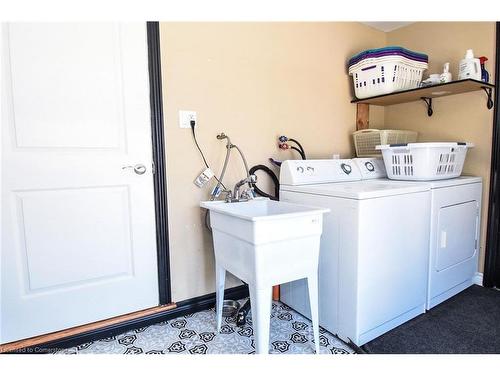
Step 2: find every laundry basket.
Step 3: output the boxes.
[349,57,428,99]
[353,129,418,157]
[376,142,473,181]
[348,47,428,99]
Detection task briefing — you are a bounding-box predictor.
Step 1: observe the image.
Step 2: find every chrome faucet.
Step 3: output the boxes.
[224,175,257,203]
[234,174,257,201]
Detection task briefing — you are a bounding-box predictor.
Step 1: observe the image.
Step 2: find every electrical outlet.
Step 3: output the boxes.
[179,110,197,129]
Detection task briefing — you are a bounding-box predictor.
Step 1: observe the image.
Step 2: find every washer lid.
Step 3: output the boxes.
[280,180,430,199]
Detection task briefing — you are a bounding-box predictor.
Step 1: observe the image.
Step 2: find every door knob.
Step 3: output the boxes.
[122,164,147,175]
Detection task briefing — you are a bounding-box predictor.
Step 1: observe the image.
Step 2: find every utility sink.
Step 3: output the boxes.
[201,198,329,354]
[201,198,329,285]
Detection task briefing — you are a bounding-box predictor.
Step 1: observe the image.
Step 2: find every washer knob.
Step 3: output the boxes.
[365,161,375,172]
[341,163,352,175]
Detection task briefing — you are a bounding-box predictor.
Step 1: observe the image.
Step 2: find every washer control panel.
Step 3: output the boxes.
[280,159,362,185]
[352,158,387,180]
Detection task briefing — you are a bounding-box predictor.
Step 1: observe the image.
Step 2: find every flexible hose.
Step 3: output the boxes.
[206,136,252,230]
[204,209,210,230]
[211,138,232,201]
[288,138,306,159]
[278,136,306,160]
[206,134,233,230]
[269,158,282,167]
[290,146,306,160]
[249,165,279,200]
[231,144,251,187]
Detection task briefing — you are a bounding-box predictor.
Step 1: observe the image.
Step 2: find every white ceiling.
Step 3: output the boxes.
[362,22,414,32]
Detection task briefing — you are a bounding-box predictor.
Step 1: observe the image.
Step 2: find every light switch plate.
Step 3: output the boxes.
[179,110,197,129]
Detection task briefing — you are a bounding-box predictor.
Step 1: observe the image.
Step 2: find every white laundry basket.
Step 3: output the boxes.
[376,142,473,181]
[353,129,418,157]
[349,57,428,99]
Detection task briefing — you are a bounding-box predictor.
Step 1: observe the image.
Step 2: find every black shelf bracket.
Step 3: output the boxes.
[482,86,494,110]
[421,97,433,117]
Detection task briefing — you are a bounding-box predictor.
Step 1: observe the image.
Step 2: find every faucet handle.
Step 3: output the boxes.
[221,189,233,203]
[249,174,257,184]
[241,188,256,200]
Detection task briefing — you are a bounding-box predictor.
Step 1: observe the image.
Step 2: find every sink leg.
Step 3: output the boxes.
[215,262,226,332]
[249,285,272,354]
[307,274,320,354]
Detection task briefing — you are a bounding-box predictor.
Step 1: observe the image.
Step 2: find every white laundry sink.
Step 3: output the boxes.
[201,198,329,354]
[201,197,329,286]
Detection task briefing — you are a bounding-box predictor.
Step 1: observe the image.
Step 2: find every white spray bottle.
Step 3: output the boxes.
[458,49,481,80]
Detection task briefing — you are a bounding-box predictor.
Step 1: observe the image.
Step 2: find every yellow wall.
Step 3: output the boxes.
[383,22,495,272]
[160,22,386,301]
[160,22,495,302]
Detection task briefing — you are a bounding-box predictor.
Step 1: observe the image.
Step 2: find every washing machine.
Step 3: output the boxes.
[279,159,431,346]
[353,158,482,310]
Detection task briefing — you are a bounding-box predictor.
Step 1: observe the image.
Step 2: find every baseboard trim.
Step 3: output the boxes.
[0,303,177,354]
[2,285,249,354]
[473,272,484,286]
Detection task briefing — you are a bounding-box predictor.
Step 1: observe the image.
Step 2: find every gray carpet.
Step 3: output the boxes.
[362,285,500,354]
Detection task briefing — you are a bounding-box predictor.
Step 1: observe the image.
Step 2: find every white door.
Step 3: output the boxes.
[1,23,159,344]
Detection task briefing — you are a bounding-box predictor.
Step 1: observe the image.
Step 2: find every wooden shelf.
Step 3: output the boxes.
[351,79,494,116]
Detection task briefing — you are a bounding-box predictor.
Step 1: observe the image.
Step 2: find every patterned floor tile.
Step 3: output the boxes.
[54,299,353,355]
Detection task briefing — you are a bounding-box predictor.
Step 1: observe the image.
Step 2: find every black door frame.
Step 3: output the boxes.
[484,22,500,288]
[146,22,171,304]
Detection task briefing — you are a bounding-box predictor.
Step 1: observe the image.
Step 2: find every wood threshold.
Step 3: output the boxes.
[0,303,177,353]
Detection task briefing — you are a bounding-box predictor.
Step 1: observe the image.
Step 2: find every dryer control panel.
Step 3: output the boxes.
[352,158,387,180]
[280,159,362,186]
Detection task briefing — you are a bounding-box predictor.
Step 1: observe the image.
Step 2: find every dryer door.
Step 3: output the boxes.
[436,201,478,271]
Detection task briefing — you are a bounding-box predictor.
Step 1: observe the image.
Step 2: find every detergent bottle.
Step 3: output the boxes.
[458,49,481,80]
